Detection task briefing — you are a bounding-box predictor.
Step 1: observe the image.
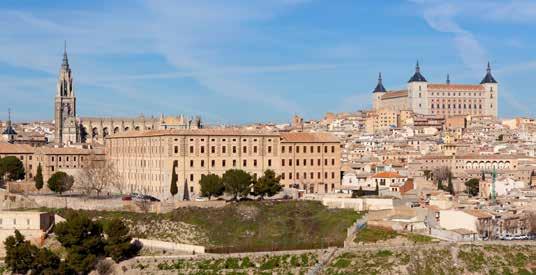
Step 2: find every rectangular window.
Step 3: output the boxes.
[211,160,215,167]
[200,146,205,154]
[282,159,285,166]
[303,146,307,153]
[268,159,272,166]
[268,146,272,153]
[289,159,293,166]
[190,160,194,167]
[331,146,335,153]
[201,160,205,167]
[254,160,257,167]
[189,146,194,154]
[211,146,215,154]
[232,146,237,153]
[222,146,226,154]
[253,146,258,153]
[174,146,178,154]
[190,174,194,181]
[243,160,247,167]
[243,146,247,153]
[233,160,237,167]
[281,146,285,153]
[289,146,293,153]
[296,146,300,153]
[296,159,300,166]
[222,160,226,167]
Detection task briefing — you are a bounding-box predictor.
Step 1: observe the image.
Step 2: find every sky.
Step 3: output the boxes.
[1,0,536,124]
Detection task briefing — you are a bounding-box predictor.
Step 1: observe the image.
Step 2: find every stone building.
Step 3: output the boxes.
[372,62,499,118]
[0,143,104,183]
[106,129,341,198]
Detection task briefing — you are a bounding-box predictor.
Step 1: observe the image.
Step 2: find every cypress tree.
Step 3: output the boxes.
[183,179,190,201]
[170,167,178,197]
[35,163,44,191]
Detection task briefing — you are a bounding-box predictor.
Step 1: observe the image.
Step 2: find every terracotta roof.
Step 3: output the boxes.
[0,143,34,154]
[381,90,408,100]
[428,84,485,91]
[371,171,406,178]
[463,209,493,219]
[280,132,339,143]
[107,129,280,139]
[35,147,100,155]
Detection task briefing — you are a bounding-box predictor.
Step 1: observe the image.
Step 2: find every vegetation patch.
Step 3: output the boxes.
[354,226,399,243]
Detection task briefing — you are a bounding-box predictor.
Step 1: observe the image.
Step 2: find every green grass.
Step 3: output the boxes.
[51,200,361,253]
[354,226,399,243]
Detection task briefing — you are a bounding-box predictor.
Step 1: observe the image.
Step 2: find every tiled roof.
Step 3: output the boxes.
[0,143,34,154]
[280,132,339,143]
[107,129,280,139]
[381,90,408,100]
[371,171,406,178]
[428,84,485,91]
[34,147,101,155]
[463,209,493,219]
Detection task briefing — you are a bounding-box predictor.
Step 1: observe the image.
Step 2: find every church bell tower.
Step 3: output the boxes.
[54,42,79,145]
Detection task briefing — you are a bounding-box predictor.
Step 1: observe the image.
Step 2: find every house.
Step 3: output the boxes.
[439,209,493,239]
[0,211,56,255]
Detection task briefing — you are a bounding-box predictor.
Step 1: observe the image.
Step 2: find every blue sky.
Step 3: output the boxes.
[1,0,536,124]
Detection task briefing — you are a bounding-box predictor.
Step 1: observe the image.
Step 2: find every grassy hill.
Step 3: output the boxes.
[55,200,361,253]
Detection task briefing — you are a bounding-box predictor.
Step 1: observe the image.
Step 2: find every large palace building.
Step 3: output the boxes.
[106,129,341,198]
[372,62,498,117]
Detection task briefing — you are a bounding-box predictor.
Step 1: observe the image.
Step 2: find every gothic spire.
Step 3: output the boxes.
[62,40,70,69]
[480,61,497,84]
[446,73,450,85]
[372,72,387,93]
[408,60,427,82]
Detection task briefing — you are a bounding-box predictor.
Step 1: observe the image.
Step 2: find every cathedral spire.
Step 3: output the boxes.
[62,40,69,69]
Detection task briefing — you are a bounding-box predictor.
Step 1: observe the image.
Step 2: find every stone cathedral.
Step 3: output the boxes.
[54,43,80,145]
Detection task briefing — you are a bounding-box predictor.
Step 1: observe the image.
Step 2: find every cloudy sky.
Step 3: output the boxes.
[1,0,535,124]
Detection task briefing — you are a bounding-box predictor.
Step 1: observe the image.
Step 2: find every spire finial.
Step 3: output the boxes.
[378,72,382,83]
[416,60,420,73]
[446,73,450,85]
[8,108,11,121]
[62,40,69,68]
[487,61,491,73]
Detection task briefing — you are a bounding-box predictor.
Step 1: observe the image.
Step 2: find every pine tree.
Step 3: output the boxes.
[35,163,44,191]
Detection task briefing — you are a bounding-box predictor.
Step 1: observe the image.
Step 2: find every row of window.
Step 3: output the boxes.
[281,158,336,167]
[189,159,273,168]
[281,145,336,154]
[431,103,484,109]
[181,145,274,155]
[281,171,336,180]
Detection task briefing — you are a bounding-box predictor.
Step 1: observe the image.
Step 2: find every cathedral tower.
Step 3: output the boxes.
[54,42,79,145]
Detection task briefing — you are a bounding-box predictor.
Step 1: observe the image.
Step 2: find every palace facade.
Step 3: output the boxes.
[106,129,341,198]
[372,62,498,117]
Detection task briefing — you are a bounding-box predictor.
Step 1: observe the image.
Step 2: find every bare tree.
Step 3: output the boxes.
[432,166,451,182]
[76,160,122,197]
[527,212,536,235]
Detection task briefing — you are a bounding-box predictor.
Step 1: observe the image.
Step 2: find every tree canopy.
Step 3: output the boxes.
[103,218,141,262]
[3,230,60,274]
[0,156,25,181]
[200,173,224,199]
[222,169,253,201]
[47,171,74,195]
[465,178,480,197]
[253,169,282,199]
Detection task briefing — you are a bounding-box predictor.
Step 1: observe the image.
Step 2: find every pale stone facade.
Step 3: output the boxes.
[372,62,499,118]
[106,129,341,198]
[0,143,104,183]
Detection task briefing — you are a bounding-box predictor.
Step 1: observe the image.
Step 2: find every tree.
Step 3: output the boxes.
[465,178,480,197]
[55,212,105,274]
[0,156,25,181]
[252,169,282,199]
[35,163,44,191]
[170,166,178,197]
[76,160,122,197]
[3,230,60,274]
[183,179,190,201]
[103,218,141,262]
[437,179,444,191]
[352,186,365,198]
[375,182,379,196]
[481,171,486,181]
[222,169,253,201]
[447,173,454,195]
[200,174,224,199]
[47,171,74,195]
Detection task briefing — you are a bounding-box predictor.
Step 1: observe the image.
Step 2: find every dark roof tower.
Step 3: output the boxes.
[408,60,427,82]
[372,72,387,93]
[480,62,497,84]
[2,109,17,143]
